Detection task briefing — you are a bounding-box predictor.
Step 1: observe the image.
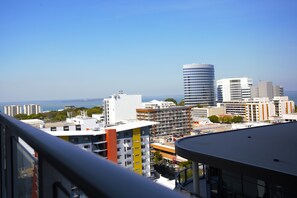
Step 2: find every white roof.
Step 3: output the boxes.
[106,120,158,132]
[21,119,44,124]
[43,120,158,136]
[44,130,106,136]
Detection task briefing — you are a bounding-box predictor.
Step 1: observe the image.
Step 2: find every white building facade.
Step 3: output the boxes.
[273,96,295,117]
[103,92,142,126]
[4,105,22,117]
[217,77,253,102]
[191,106,226,119]
[142,100,176,109]
[23,104,41,115]
[245,98,275,122]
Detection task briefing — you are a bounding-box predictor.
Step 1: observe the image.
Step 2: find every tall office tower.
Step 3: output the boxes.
[217,77,253,102]
[103,92,142,126]
[23,104,41,115]
[251,81,274,99]
[4,105,22,117]
[251,81,284,99]
[183,63,215,106]
[273,85,284,97]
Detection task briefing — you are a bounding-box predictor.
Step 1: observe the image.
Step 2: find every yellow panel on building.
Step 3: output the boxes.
[59,136,69,141]
[132,128,142,175]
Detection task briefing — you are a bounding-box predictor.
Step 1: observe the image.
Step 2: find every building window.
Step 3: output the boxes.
[76,125,81,131]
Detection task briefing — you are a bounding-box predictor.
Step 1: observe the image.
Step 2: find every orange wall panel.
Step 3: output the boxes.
[106,129,118,163]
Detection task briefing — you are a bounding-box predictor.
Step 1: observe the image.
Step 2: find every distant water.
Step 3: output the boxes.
[1,92,295,113]
[285,91,297,105]
[0,95,184,112]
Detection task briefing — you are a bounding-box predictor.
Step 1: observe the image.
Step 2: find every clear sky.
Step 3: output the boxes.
[1,0,297,102]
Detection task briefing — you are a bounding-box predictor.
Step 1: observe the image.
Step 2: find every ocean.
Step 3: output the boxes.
[0,92,296,113]
[0,95,184,112]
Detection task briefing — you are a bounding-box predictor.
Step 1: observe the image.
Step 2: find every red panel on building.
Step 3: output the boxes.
[105,129,118,163]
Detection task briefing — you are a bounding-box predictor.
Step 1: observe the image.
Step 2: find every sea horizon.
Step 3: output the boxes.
[1,91,296,113]
[0,94,185,112]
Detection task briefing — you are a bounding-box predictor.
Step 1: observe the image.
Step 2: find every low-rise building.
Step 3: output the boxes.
[141,100,176,109]
[21,119,45,129]
[217,101,246,117]
[219,97,295,122]
[137,106,192,137]
[282,113,297,122]
[191,106,226,119]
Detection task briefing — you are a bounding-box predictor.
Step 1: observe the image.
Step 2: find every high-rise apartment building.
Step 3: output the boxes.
[23,104,41,115]
[4,105,22,117]
[183,64,215,106]
[43,120,155,177]
[251,81,284,99]
[103,92,142,126]
[217,77,253,102]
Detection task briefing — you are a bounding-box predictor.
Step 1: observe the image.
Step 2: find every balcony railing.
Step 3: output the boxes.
[0,113,183,198]
[175,165,206,198]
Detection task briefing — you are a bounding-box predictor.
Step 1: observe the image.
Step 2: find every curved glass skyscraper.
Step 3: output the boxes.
[183,63,215,106]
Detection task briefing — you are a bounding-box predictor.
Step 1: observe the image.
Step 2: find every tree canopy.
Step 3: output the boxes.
[208,115,220,123]
[14,106,103,122]
[165,98,177,105]
[208,115,243,123]
[178,99,185,106]
[153,151,163,165]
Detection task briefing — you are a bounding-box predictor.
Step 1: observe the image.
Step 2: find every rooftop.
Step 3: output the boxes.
[176,122,297,183]
[44,120,158,136]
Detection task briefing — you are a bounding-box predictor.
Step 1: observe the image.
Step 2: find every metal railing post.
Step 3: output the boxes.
[4,126,13,198]
[0,123,4,197]
[192,162,200,197]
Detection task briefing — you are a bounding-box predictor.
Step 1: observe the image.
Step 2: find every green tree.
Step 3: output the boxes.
[178,99,185,106]
[178,160,192,169]
[87,106,103,117]
[232,115,243,123]
[165,98,177,105]
[196,104,203,108]
[14,114,29,120]
[208,115,219,123]
[220,115,233,124]
[153,151,163,165]
[295,105,297,112]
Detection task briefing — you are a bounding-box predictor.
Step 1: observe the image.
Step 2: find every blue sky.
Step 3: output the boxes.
[1,0,297,102]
